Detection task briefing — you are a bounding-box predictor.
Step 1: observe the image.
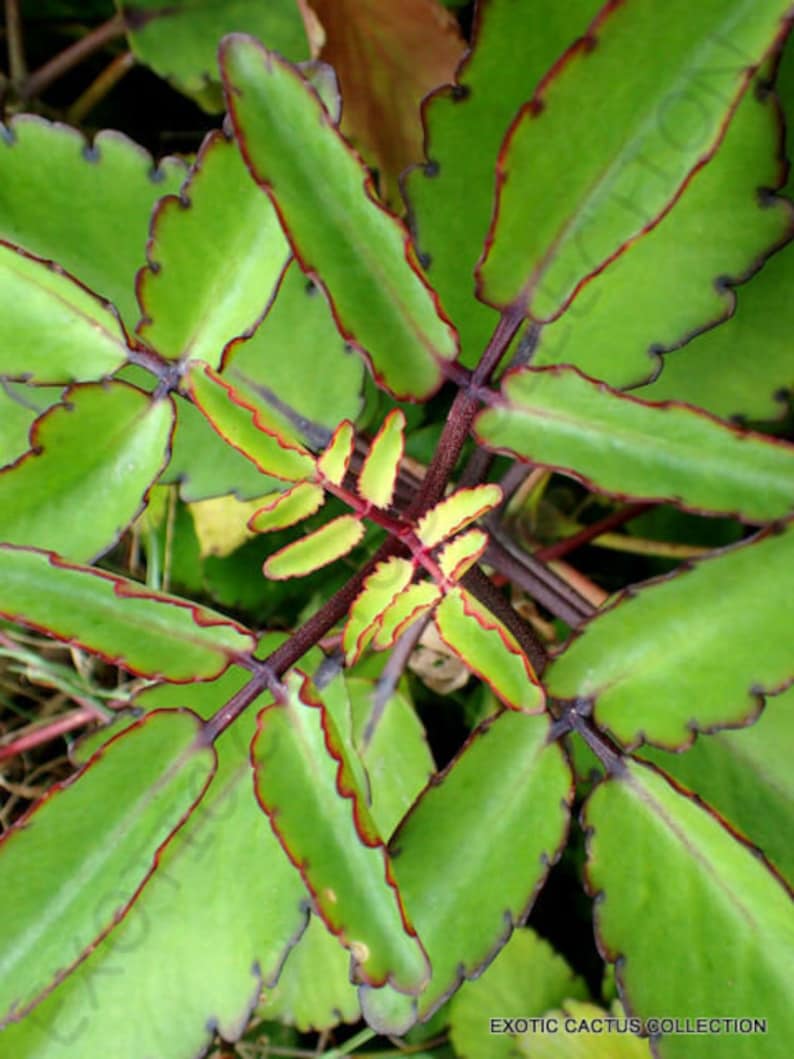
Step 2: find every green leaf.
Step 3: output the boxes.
[434,587,544,712]
[257,676,437,1033]
[361,711,573,1033]
[185,362,316,482]
[0,545,255,682]
[476,366,794,523]
[137,130,290,366]
[372,581,442,651]
[318,420,355,486]
[120,0,310,111]
[251,672,430,994]
[257,913,360,1032]
[437,528,487,583]
[405,0,603,366]
[263,514,365,580]
[532,79,792,388]
[638,239,794,421]
[343,557,415,665]
[584,760,794,1058]
[638,685,794,883]
[0,383,61,469]
[0,709,215,1027]
[0,116,186,327]
[348,678,435,840]
[358,409,405,510]
[415,483,503,549]
[223,259,364,446]
[513,1000,654,1058]
[161,393,279,502]
[249,481,326,533]
[546,525,794,749]
[449,928,588,1059]
[0,670,308,1059]
[0,382,173,562]
[476,0,792,320]
[220,36,459,400]
[0,243,130,383]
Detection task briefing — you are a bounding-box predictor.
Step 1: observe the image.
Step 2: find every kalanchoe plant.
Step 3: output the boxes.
[1,2,794,1058]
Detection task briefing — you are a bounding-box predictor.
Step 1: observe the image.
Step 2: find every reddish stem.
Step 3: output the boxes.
[201,538,405,743]
[534,502,653,562]
[407,305,525,517]
[203,306,529,742]
[0,708,97,762]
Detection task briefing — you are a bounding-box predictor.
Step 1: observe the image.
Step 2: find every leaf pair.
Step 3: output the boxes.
[249,674,572,1034]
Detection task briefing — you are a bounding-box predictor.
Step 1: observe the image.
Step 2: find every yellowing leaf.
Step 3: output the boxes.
[438,528,487,582]
[373,581,442,650]
[189,493,274,558]
[301,0,465,194]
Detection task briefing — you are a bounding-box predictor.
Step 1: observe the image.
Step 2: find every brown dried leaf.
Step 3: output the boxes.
[299,0,465,197]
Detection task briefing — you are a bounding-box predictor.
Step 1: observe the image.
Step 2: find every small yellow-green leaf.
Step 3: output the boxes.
[438,528,487,583]
[0,242,130,383]
[185,361,316,482]
[343,557,415,665]
[358,409,405,509]
[513,1000,653,1058]
[317,419,356,486]
[263,515,364,580]
[249,481,325,534]
[372,581,442,650]
[415,484,503,550]
[434,587,543,713]
[188,492,271,557]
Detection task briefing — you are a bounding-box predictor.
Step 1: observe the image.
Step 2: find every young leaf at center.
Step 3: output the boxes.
[434,586,543,713]
[357,409,405,510]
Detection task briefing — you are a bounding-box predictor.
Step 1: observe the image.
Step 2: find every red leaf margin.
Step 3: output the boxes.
[473,1,794,323]
[250,673,429,991]
[0,544,256,683]
[219,34,460,404]
[474,363,794,525]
